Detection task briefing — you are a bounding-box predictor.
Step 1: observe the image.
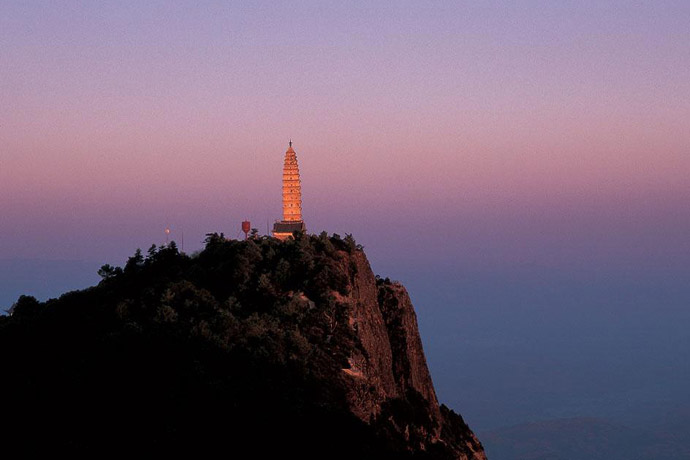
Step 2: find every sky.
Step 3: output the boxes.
[1,0,689,440]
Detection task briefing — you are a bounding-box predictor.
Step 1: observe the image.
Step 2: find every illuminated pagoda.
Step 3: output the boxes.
[272,141,306,240]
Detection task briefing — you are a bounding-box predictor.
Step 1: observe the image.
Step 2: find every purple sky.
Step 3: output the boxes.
[1,1,689,276]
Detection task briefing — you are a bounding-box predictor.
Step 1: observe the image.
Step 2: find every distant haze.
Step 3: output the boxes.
[1,1,689,456]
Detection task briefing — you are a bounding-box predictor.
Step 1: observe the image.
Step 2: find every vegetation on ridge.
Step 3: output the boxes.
[0,232,470,459]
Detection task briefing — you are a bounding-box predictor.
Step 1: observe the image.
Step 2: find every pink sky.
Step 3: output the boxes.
[1,1,688,276]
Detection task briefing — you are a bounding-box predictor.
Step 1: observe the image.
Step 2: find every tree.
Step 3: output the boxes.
[125,249,145,273]
[9,295,41,317]
[344,234,357,253]
[204,232,225,248]
[98,264,122,280]
[147,244,158,261]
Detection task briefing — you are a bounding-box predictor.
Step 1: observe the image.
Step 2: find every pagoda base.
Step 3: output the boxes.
[272,220,306,241]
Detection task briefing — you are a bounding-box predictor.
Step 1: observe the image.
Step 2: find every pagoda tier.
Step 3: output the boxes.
[282,143,302,221]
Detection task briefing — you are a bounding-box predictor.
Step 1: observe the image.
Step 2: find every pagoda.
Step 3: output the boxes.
[272,141,306,240]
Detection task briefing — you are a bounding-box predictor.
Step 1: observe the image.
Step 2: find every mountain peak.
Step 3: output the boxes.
[1,233,484,459]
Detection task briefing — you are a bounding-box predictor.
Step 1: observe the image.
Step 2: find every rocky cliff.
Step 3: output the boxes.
[335,250,485,459]
[0,233,485,459]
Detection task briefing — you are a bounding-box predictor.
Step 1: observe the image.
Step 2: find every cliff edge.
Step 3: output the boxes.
[337,250,485,459]
[0,233,485,459]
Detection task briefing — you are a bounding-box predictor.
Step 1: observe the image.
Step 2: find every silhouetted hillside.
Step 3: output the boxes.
[0,232,484,459]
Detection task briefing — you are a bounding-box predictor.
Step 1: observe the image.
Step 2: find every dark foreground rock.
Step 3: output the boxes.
[0,233,485,459]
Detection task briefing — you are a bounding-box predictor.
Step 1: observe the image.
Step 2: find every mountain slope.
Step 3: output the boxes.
[0,233,485,459]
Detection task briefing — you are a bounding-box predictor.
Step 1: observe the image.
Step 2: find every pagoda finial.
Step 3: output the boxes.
[289,139,292,148]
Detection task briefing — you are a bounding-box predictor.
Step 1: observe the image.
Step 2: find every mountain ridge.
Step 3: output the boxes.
[1,233,485,459]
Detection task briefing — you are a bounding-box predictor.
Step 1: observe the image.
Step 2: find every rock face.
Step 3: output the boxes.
[334,250,486,460]
[0,235,485,459]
